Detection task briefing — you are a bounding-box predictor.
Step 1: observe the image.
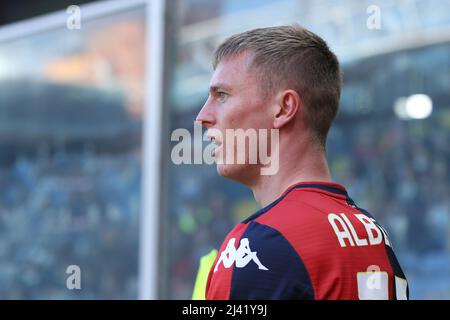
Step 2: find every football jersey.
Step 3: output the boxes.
[205,181,408,300]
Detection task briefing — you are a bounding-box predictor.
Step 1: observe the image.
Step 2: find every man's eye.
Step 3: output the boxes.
[218,92,228,102]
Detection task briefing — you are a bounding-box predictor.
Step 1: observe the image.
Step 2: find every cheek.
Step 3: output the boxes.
[225,100,264,129]
[219,104,242,128]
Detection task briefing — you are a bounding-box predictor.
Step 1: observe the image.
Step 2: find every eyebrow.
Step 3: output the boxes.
[209,83,232,94]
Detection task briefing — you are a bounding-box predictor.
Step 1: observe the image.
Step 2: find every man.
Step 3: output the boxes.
[195,25,408,300]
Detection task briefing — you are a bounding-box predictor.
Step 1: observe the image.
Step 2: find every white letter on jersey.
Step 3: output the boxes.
[355,214,383,245]
[375,222,392,248]
[328,213,355,247]
[214,238,269,272]
[340,214,368,246]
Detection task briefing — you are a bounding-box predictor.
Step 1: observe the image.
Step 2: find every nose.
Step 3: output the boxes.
[195,97,216,128]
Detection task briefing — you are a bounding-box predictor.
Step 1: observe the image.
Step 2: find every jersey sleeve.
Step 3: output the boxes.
[228,221,315,300]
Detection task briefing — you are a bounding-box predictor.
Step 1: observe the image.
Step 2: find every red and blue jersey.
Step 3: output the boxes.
[205,181,409,300]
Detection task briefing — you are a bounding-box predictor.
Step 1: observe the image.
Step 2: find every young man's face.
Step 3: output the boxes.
[196,51,274,185]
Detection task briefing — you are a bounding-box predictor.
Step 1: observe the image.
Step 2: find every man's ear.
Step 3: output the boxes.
[273,89,301,129]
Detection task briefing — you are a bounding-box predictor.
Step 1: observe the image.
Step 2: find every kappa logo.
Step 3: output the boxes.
[214,237,269,272]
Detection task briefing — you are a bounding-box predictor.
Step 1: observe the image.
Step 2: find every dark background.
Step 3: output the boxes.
[0,0,98,26]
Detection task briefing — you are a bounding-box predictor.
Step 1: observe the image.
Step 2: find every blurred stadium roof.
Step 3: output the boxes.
[173,0,450,109]
[0,79,141,154]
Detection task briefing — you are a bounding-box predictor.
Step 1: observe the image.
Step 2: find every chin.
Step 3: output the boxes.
[216,163,257,185]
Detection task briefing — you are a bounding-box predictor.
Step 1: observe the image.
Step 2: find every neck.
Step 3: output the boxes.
[249,139,332,207]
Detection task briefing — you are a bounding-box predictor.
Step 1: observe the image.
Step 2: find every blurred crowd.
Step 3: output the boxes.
[0,149,141,299]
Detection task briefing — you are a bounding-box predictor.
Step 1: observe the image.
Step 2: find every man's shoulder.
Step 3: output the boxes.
[242,186,357,258]
[224,183,359,259]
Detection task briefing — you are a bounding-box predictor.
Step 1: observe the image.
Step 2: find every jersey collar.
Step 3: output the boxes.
[243,181,352,224]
